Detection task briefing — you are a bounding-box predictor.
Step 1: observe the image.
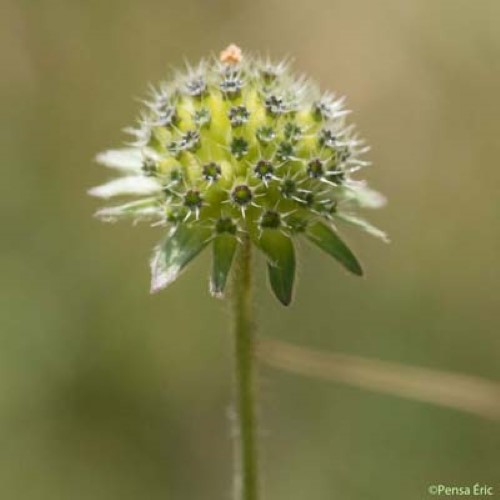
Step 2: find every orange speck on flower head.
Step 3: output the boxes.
[220,44,242,65]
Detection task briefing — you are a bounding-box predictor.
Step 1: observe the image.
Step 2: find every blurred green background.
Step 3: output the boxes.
[1,0,499,498]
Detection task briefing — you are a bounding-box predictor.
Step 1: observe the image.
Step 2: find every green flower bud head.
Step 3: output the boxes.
[90,44,388,305]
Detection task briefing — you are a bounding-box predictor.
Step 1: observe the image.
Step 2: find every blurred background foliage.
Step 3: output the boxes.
[1,0,499,498]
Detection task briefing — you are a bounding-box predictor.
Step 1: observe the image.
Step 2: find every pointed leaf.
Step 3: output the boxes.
[95,147,161,173]
[210,234,237,298]
[95,198,161,222]
[306,221,363,276]
[256,230,296,306]
[150,224,211,293]
[342,180,387,208]
[95,148,144,173]
[88,176,161,199]
[335,213,389,243]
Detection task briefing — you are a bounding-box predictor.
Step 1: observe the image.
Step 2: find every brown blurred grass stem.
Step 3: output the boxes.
[258,338,500,421]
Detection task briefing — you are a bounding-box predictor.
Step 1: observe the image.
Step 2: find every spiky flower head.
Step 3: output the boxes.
[90,45,387,305]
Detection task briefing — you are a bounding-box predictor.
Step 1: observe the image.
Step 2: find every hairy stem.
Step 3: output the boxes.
[232,233,259,500]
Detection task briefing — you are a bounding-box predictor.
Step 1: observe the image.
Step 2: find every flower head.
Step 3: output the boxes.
[90,45,387,305]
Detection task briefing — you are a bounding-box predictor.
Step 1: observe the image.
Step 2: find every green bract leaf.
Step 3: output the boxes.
[88,176,162,199]
[150,224,211,293]
[340,181,386,208]
[334,213,389,243]
[256,231,296,306]
[95,148,144,173]
[94,198,161,222]
[306,221,363,276]
[210,234,238,298]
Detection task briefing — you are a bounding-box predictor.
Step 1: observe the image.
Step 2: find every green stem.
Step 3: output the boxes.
[232,233,259,500]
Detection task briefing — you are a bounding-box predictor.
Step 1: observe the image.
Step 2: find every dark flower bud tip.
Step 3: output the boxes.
[231,185,253,206]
